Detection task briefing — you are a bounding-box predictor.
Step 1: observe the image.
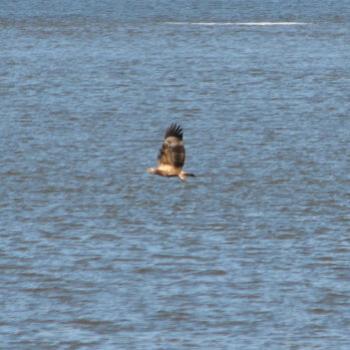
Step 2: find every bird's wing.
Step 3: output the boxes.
[157,124,185,168]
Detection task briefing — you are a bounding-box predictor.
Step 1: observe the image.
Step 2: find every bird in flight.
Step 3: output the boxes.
[147,123,195,181]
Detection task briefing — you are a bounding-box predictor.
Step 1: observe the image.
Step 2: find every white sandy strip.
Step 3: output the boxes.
[164,22,308,26]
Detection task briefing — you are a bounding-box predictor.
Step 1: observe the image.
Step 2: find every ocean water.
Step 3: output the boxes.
[1,1,350,349]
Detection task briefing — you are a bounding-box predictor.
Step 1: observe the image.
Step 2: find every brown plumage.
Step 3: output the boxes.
[147,123,195,181]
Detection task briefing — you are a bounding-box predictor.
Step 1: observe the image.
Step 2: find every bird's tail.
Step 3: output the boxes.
[178,171,195,181]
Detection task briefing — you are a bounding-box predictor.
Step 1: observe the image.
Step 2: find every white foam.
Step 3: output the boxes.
[164,21,308,26]
[235,22,307,26]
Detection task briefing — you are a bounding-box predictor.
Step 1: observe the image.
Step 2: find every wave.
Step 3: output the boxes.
[164,21,308,26]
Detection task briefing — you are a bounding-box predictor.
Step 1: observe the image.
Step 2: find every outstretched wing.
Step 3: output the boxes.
[157,123,185,169]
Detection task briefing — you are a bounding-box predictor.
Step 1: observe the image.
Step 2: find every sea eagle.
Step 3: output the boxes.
[147,123,195,181]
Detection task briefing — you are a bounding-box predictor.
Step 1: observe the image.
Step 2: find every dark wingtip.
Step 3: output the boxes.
[164,123,183,140]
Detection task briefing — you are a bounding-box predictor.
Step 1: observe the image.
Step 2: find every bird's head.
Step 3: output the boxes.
[146,167,156,174]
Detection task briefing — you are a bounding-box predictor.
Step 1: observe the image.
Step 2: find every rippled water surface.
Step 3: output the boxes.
[1,1,350,349]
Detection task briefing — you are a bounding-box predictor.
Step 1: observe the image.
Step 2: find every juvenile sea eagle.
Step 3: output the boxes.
[147,123,195,181]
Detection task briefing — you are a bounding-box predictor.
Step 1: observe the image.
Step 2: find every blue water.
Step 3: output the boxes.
[1,1,350,349]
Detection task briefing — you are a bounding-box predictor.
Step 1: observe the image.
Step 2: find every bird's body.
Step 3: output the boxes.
[147,124,195,181]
